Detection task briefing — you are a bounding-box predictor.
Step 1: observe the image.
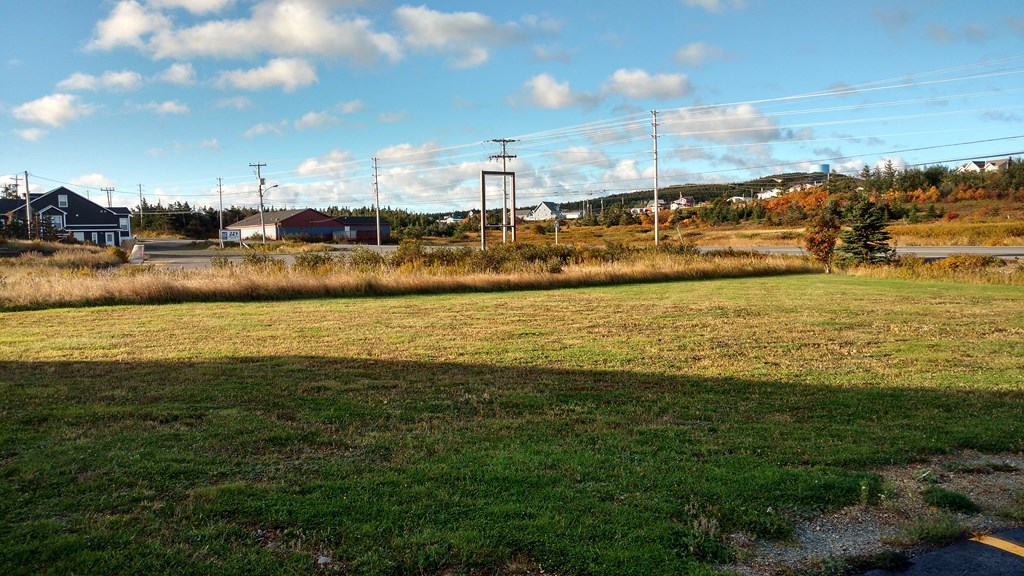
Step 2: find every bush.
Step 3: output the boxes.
[922,486,980,513]
[348,247,385,271]
[242,251,284,272]
[210,255,233,269]
[105,246,129,264]
[932,254,1002,272]
[895,512,967,546]
[293,250,336,272]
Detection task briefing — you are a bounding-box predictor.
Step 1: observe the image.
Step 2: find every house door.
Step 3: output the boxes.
[91,232,98,244]
[105,232,115,246]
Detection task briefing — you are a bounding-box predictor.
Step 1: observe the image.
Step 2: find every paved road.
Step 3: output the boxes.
[865,529,1024,576]
[137,239,1024,269]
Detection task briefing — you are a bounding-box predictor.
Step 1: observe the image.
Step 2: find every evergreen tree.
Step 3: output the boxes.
[835,200,895,266]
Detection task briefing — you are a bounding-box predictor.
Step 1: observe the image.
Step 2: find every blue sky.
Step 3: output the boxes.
[3,0,1023,213]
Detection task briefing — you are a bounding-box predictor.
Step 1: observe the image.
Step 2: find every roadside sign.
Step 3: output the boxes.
[220,229,241,243]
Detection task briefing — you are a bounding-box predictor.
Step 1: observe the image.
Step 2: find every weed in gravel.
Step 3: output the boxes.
[921,486,980,513]
[944,460,1018,474]
[892,512,968,547]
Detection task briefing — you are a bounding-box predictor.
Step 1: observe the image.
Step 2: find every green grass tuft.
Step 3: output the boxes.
[921,486,980,513]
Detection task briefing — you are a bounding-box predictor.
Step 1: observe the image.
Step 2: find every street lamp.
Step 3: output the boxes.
[258,183,279,244]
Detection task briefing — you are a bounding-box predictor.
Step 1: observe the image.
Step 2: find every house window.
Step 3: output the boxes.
[119,218,129,231]
[74,232,85,241]
[47,214,64,228]
[105,232,115,246]
[58,195,68,208]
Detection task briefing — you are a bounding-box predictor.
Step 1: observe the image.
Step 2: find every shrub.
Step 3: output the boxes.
[894,512,967,546]
[242,251,284,272]
[805,208,841,273]
[105,246,129,263]
[932,254,1002,272]
[921,486,979,513]
[293,250,336,272]
[210,255,233,269]
[348,247,385,271]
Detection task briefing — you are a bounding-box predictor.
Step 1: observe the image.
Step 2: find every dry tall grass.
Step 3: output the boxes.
[888,220,1024,246]
[842,254,1024,285]
[0,250,817,311]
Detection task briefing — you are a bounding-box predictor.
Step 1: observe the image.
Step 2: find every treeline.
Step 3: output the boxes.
[125,160,1023,238]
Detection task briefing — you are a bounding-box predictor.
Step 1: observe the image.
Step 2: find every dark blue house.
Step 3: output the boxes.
[0,186,132,246]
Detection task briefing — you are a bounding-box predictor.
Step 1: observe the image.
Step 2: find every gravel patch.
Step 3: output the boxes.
[721,450,1024,575]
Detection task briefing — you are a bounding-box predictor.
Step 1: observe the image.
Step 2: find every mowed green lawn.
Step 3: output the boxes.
[1,275,1022,575]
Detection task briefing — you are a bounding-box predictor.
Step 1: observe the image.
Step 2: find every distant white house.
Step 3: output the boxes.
[957,158,1013,173]
[756,188,783,200]
[728,196,752,204]
[438,215,462,226]
[524,201,562,221]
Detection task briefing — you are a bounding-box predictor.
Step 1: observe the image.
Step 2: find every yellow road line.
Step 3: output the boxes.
[970,535,1024,558]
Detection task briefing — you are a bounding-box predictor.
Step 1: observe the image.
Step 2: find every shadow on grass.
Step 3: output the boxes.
[2,356,1020,576]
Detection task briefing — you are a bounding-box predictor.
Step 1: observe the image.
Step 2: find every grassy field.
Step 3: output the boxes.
[2,275,1023,575]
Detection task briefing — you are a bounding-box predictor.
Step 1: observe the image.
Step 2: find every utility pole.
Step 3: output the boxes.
[250,162,267,244]
[101,187,114,208]
[24,171,31,240]
[372,157,382,246]
[490,138,517,243]
[217,178,224,248]
[138,184,145,232]
[651,110,660,246]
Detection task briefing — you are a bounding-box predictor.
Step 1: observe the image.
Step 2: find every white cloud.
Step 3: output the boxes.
[682,0,746,13]
[518,74,596,109]
[378,111,408,123]
[57,70,143,91]
[14,128,47,141]
[395,5,529,68]
[71,173,116,188]
[216,96,252,110]
[157,62,196,85]
[296,150,353,177]
[553,146,611,168]
[664,103,786,144]
[674,42,724,66]
[147,0,235,14]
[243,121,287,138]
[337,99,364,114]
[604,69,690,100]
[609,159,641,182]
[533,45,573,63]
[145,1,402,64]
[376,141,440,164]
[87,0,171,51]
[199,138,220,149]
[12,94,95,127]
[875,157,907,171]
[141,100,191,114]
[216,58,318,92]
[294,111,336,130]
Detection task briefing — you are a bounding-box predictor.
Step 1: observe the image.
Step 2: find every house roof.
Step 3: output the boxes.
[1,187,129,218]
[533,201,560,213]
[335,216,389,226]
[0,199,25,214]
[228,209,314,227]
